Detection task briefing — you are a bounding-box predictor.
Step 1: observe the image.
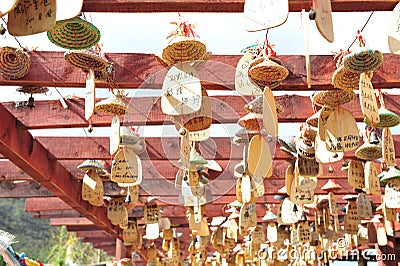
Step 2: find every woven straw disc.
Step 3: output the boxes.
[248,57,289,85]
[354,142,382,161]
[312,89,355,107]
[343,47,383,73]
[244,95,285,114]
[237,112,263,131]
[47,17,101,50]
[332,65,373,91]
[0,47,30,80]
[95,95,127,115]
[16,85,48,94]
[65,49,108,71]
[162,35,207,66]
[364,107,400,128]
[306,110,321,127]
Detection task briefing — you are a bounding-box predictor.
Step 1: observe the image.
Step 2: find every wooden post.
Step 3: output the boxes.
[115,238,126,261]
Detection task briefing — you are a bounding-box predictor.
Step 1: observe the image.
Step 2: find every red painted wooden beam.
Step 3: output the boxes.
[1,52,400,91]
[0,103,117,236]
[81,0,399,13]
[5,94,400,130]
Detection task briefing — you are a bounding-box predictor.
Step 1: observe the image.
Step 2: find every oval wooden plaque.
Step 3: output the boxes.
[235,53,262,96]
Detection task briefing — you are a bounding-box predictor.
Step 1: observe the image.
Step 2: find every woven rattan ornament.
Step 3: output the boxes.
[161,20,207,66]
[77,159,105,171]
[47,17,101,50]
[119,127,146,154]
[343,40,383,73]
[248,57,289,86]
[332,65,373,91]
[238,112,263,131]
[380,166,400,183]
[312,89,355,107]
[364,161,381,196]
[16,85,49,107]
[247,56,284,90]
[355,135,382,161]
[365,107,400,128]
[65,47,108,72]
[0,47,30,80]
[95,93,127,116]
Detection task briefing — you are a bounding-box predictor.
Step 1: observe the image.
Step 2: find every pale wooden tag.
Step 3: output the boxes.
[278,198,302,225]
[364,161,381,196]
[377,225,388,246]
[144,201,161,224]
[241,175,252,203]
[252,225,265,244]
[285,164,295,197]
[253,175,265,197]
[88,174,104,207]
[197,217,210,237]
[248,135,272,178]
[384,178,400,209]
[318,106,335,141]
[226,219,239,241]
[345,201,361,226]
[161,63,202,115]
[111,148,142,185]
[382,127,396,166]
[8,0,56,36]
[189,128,210,142]
[388,2,400,54]
[266,222,278,243]
[180,130,190,168]
[244,0,289,31]
[236,178,243,203]
[356,192,372,218]
[123,221,138,245]
[290,227,299,246]
[290,179,314,204]
[189,170,203,197]
[348,160,365,189]
[188,212,201,231]
[263,86,278,137]
[313,0,334,42]
[302,9,312,88]
[239,203,257,230]
[296,157,321,178]
[107,198,127,225]
[383,202,397,222]
[344,215,358,234]
[235,53,262,96]
[85,69,95,121]
[193,198,202,223]
[328,192,338,216]
[325,107,359,152]
[359,73,380,124]
[299,176,317,192]
[0,0,18,15]
[128,185,139,203]
[315,134,344,163]
[56,0,83,21]
[297,222,311,243]
[110,115,120,156]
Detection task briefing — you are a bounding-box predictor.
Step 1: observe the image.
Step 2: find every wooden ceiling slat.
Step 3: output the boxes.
[0,103,118,236]
[2,52,400,91]
[80,0,398,13]
[5,94,400,130]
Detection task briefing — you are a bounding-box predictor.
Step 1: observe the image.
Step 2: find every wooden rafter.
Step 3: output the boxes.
[80,0,399,13]
[3,52,400,91]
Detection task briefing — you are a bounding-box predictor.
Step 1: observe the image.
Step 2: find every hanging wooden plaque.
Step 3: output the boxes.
[315,134,344,163]
[180,130,190,168]
[384,178,400,209]
[290,179,314,204]
[235,53,262,96]
[367,223,377,243]
[388,2,400,54]
[253,175,265,197]
[188,212,201,231]
[107,198,127,225]
[266,222,278,243]
[383,202,397,222]
[144,201,161,224]
[318,106,335,141]
[252,225,265,244]
[197,217,210,237]
[188,170,203,197]
[348,160,365,189]
[88,175,104,207]
[82,171,103,206]
[377,225,388,246]
[85,69,95,121]
[278,198,302,225]
[111,148,142,185]
[110,115,120,156]
[328,192,338,216]
[297,222,312,243]
[8,0,56,36]
[239,203,257,230]
[343,215,358,234]
[248,135,272,178]
[0,0,18,15]
[123,221,138,245]
[285,164,295,197]
[382,127,396,166]
[299,176,317,192]
[312,0,334,42]
[356,192,372,218]
[359,73,380,125]
[263,86,278,137]
[296,156,321,178]
[128,185,139,203]
[345,201,361,226]
[364,161,381,196]
[56,0,83,21]
[241,175,252,203]
[244,0,289,31]
[325,107,359,152]
[161,63,202,115]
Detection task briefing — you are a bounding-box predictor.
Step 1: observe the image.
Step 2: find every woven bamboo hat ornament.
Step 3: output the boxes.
[248,57,289,86]
[16,86,49,107]
[343,33,383,73]
[77,159,105,171]
[237,112,263,131]
[65,46,108,72]
[321,179,342,191]
[47,17,101,50]
[380,166,400,183]
[332,65,373,91]
[365,107,400,128]
[161,19,207,66]
[0,47,30,80]
[119,127,146,154]
[312,89,355,107]
[95,91,127,116]
[248,57,284,89]
[355,130,382,161]
[244,95,285,115]
[306,109,321,127]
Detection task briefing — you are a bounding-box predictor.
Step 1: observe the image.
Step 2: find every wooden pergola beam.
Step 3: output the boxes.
[0,103,117,236]
[3,52,400,91]
[5,94,400,130]
[80,0,399,13]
